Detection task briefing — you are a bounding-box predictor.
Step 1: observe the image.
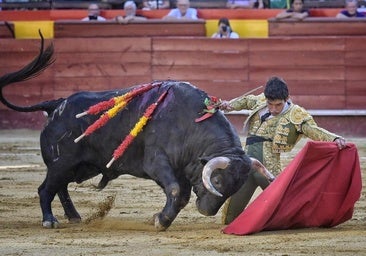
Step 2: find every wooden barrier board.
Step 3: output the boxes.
[0,21,14,38]
[54,20,206,38]
[268,18,366,37]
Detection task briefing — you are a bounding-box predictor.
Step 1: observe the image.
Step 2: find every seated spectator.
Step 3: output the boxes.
[275,0,309,20]
[115,1,147,23]
[211,17,240,38]
[336,0,365,18]
[163,0,198,20]
[143,0,170,10]
[81,3,107,21]
[227,0,264,9]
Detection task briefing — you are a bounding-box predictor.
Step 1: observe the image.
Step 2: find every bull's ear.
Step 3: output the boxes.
[199,157,210,166]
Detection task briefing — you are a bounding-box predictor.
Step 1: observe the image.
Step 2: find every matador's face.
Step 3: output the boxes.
[266,98,288,116]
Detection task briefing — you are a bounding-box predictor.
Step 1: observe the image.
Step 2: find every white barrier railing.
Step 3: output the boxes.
[225,109,366,116]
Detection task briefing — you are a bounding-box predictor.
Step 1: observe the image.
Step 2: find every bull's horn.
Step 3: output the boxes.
[202,156,230,197]
[250,157,275,182]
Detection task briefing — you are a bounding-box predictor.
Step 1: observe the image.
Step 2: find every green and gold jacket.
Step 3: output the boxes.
[229,93,340,174]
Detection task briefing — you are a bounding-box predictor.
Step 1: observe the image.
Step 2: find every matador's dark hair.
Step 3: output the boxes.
[264,76,289,101]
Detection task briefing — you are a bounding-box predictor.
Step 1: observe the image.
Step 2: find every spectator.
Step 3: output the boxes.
[81,3,107,21]
[211,17,240,38]
[115,1,147,23]
[219,76,346,224]
[163,0,198,20]
[227,0,264,9]
[336,0,365,18]
[275,0,309,20]
[142,0,170,10]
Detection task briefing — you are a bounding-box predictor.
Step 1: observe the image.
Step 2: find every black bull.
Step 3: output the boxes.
[0,37,270,231]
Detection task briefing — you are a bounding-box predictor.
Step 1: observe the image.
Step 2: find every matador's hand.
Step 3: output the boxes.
[218,100,233,111]
[334,137,346,150]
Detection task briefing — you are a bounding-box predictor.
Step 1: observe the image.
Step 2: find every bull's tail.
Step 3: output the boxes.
[0,30,61,114]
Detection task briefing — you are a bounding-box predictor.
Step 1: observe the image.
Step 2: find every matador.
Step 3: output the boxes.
[219,76,346,224]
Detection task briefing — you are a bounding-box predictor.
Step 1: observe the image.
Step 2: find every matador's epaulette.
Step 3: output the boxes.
[289,105,312,125]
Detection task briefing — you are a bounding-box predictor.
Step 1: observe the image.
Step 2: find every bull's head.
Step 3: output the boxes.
[196,156,274,216]
[194,156,249,216]
[202,156,275,197]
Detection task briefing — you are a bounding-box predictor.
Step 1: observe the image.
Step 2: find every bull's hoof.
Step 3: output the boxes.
[151,213,168,231]
[63,211,82,223]
[42,220,60,228]
[68,217,81,224]
[42,215,60,228]
[148,213,169,231]
[154,216,167,231]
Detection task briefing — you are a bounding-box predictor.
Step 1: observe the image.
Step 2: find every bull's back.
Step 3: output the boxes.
[38,81,242,185]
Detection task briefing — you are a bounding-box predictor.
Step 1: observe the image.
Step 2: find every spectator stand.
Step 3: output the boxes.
[4,0,366,10]
[2,0,363,39]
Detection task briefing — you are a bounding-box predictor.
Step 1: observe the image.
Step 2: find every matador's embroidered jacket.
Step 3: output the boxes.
[229,93,340,175]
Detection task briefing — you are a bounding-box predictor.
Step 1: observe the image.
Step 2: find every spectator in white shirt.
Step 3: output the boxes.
[227,0,263,9]
[115,1,147,24]
[81,3,107,21]
[163,0,198,20]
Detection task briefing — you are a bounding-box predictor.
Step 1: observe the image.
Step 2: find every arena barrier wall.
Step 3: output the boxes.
[0,36,365,136]
[0,8,344,39]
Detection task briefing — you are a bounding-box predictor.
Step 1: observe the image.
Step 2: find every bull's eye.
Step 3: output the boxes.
[212,176,222,189]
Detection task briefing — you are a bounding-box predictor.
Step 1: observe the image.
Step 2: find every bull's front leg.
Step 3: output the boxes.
[144,152,191,231]
[153,181,191,231]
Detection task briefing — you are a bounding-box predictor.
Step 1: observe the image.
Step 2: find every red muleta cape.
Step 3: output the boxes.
[223,141,362,235]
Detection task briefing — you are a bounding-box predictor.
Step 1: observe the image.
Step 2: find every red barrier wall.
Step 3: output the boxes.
[1,36,365,136]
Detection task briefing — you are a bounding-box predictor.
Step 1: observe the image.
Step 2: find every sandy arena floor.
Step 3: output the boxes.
[0,129,365,256]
